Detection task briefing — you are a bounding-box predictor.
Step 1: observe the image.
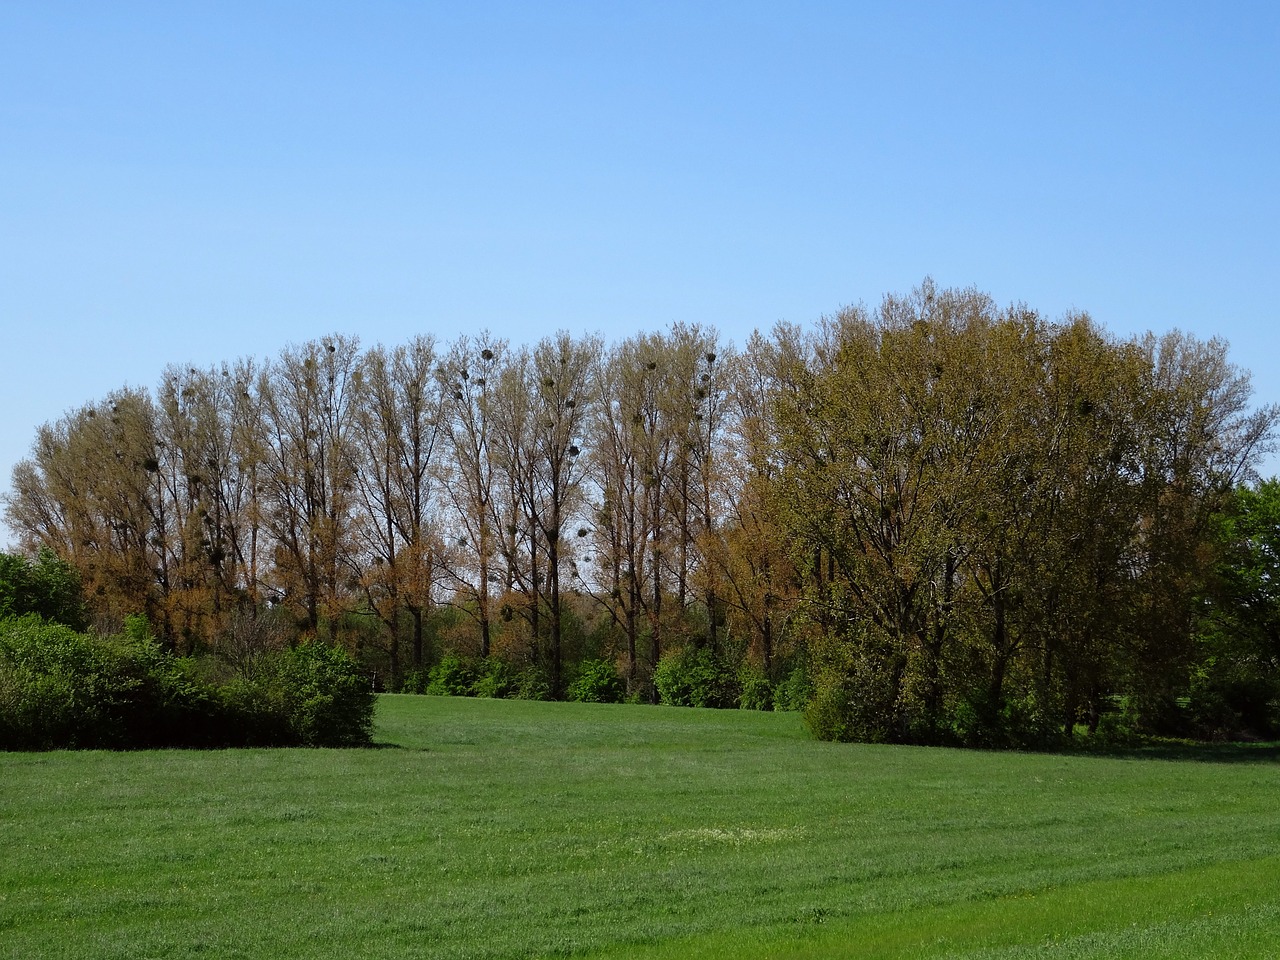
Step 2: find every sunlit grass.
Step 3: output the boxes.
[2,695,1278,958]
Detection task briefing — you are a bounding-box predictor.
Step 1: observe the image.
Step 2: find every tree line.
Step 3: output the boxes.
[5,281,1277,745]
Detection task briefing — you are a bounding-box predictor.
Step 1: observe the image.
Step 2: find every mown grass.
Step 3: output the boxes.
[2,695,1278,959]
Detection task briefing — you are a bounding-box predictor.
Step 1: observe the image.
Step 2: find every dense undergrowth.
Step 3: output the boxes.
[0,613,374,750]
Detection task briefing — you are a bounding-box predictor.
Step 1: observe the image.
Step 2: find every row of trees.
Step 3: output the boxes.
[5,281,1277,742]
[3,324,765,699]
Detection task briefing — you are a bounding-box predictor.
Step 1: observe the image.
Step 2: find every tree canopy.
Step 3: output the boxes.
[4,281,1277,745]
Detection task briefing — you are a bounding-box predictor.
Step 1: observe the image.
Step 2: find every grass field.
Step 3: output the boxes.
[2,695,1278,959]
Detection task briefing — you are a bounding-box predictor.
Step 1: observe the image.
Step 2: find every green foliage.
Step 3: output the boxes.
[1191,480,1280,739]
[949,690,1063,750]
[399,668,429,694]
[736,662,773,710]
[274,642,376,746]
[415,654,552,701]
[567,658,624,703]
[0,549,88,630]
[1188,670,1280,740]
[425,653,478,696]
[653,646,738,708]
[772,662,812,712]
[0,613,374,750]
[102,616,230,748]
[0,613,239,750]
[802,674,855,742]
[510,665,553,701]
[803,628,902,742]
[470,657,518,699]
[0,614,120,749]
[1091,699,1144,748]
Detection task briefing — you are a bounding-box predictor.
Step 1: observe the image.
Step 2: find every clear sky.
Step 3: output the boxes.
[2,2,1278,548]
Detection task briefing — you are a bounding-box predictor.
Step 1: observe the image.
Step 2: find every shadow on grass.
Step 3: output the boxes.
[1057,740,1280,764]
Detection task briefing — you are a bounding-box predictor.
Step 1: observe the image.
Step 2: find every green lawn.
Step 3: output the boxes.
[2,695,1278,959]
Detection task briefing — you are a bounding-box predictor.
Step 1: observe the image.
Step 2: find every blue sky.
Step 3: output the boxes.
[2,2,1278,547]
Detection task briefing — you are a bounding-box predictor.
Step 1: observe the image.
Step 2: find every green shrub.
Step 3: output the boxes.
[103,616,231,748]
[218,673,293,746]
[1091,699,1142,747]
[0,550,88,630]
[399,668,430,694]
[426,654,478,696]
[772,662,812,712]
[511,666,552,701]
[803,650,899,742]
[568,659,624,703]
[653,647,737,708]
[0,614,119,749]
[946,690,1060,750]
[1187,673,1280,740]
[802,675,855,742]
[275,642,375,747]
[471,657,517,698]
[0,613,238,750]
[0,615,374,750]
[737,663,773,710]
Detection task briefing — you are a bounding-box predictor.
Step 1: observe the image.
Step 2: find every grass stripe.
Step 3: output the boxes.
[576,855,1280,958]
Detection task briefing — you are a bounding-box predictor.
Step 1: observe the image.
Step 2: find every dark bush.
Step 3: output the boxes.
[568,658,624,703]
[772,662,812,712]
[0,614,120,749]
[737,663,773,710]
[511,665,553,701]
[105,616,230,748]
[653,646,737,708]
[425,654,478,696]
[218,673,293,746]
[0,614,374,750]
[1188,672,1280,740]
[948,690,1062,751]
[471,657,518,699]
[399,668,428,694]
[273,642,376,746]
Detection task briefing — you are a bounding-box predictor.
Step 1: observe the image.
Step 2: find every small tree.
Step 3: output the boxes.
[0,550,88,630]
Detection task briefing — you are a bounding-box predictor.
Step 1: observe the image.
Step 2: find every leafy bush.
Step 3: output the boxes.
[653,647,737,708]
[511,666,552,701]
[218,674,292,746]
[737,663,773,710]
[1091,699,1143,747]
[0,614,374,750]
[471,657,518,699]
[803,640,900,742]
[274,642,376,746]
[0,550,88,630]
[568,659,624,703]
[0,614,120,749]
[426,654,478,696]
[772,662,812,712]
[105,616,230,748]
[947,691,1061,751]
[1187,671,1280,740]
[802,675,856,742]
[399,668,430,694]
[416,654,549,701]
